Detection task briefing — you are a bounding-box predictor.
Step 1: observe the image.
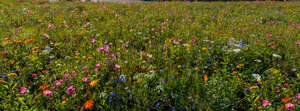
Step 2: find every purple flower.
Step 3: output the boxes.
[66,86,75,95]
[20,87,27,94]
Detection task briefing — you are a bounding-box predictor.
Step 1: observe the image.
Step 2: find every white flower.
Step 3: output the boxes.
[252,74,261,81]
[233,49,241,53]
[254,59,262,63]
[272,54,282,59]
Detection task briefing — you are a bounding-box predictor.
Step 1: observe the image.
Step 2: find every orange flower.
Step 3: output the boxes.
[204,75,208,81]
[84,100,93,109]
[0,80,3,83]
[32,47,39,50]
[28,39,35,42]
[84,94,87,97]
[236,64,243,69]
[281,97,291,103]
[232,71,238,75]
[38,84,48,90]
[90,80,98,86]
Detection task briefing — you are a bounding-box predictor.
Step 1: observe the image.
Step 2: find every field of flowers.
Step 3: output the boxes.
[0,0,300,110]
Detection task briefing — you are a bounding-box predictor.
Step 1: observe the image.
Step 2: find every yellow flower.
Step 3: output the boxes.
[249,86,258,89]
[32,51,38,53]
[187,46,191,51]
[137,78,143,83]
[7,73,16,76]
[90,80,98,86]
[177,65,182,69]
[202,47,207,52]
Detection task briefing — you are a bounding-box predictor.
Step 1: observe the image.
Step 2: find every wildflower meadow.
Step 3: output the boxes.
[0,0,299,110]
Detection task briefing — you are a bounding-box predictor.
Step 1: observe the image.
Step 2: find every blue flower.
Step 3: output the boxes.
[120,98,123,103]
[3,75,7,79]
[160,69,163,72]
[13,69,18,73]
[112,92,116,96]
[156,103,160,108]
[256,82,260,86]
[172,106,175,111]
[183,108,187,111]
[269,78,274,80]
[27,65,31,68]
[115,79,119,83]
[171,77,175,80]
[219,79,222,82]
[245,88,250,92]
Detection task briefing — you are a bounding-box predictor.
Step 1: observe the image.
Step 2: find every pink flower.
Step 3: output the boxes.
[64,73,70,79]
[42,70,46,74]
[55,80,63,86]
[43,33,50,39]
[48,24,54,29]
[52,86,57,90]
[115,64,121,70]
[148,54,152,59]
[262,100,270,107]
[274,86,279,90]
[284,83,288,87]
[20,87,27,94]
[32,73,37,77]
[139,52,143,57]
[297,93,300,99]
[295,99,298,103]
[91,38,96,44]
[66,86,75,95]
[285,103,295,110]
[296,41,300,45]
[72,71,77,77]
[82,77,89,82]
[83,65,88,70]
[115,13,120,17]
[43,90,52,97]
[266,34,272,37]
[85,70,90,74]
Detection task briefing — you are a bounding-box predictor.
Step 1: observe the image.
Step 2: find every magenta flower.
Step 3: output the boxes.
[55,80,63,86]
[296,41,300,45]
[284,83,288,87]
[82,77,89,82]
[43,33,50,39]
[66,86,75,95]
[262,100,270,107]
[20,87,27,94]
[48,24,54,29]
[266,34,272,37]
[285,103,295,110]
[32,73,37,77]
[115,64,121,70]
[43,90,52,97]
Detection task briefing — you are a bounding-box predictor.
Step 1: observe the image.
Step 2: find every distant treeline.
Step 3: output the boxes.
[143,0,295,1]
